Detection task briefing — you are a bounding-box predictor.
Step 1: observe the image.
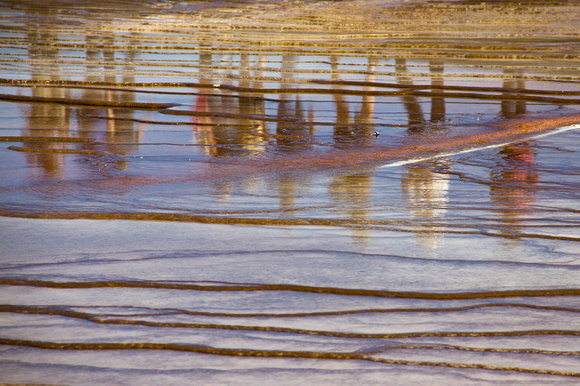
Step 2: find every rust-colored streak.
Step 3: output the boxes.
[7,145,100,155]
[1,114,578,215]
[0,338,578,377]
[265,115,580,173]
[0,136,95,143]
[1,304,578,340]
[0,92,179,110]
[3,302,573,319]
[0,278,578,300]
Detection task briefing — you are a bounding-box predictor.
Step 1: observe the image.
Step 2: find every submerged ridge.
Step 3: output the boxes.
[1,338,578,378]
[1,278,578,299]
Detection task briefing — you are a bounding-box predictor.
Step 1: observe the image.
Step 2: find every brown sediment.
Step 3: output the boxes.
[1,208,580,242]
[0,338,578,377]
[259,114,580,172]
[0,136,95,143]
[2,302,578,319]
[7,145,101,155]
[4,78,580,102]
[2,302,578,357]
[252,115,566,173]
[0,92,178,109]
[1,304,579,342]
[0,278,578,300]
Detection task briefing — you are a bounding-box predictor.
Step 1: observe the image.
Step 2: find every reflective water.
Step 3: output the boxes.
[1,0,580,384]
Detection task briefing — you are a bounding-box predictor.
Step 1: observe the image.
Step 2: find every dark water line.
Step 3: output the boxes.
[2,210,580,242]
[0,136,95,144]
[1,279,578,300]
[3,247,577,271]
[160,108,303,122]
[9,310,580,340]
[3,78,580,103]
[2,303,579,320]
[8,84,576,104]
[0,338,578,377]
[309,79,580,96]
[363,344,580,356]
[84,115,255,127]
[7,145,100,155]
[0,93,178,109]
[7,77,580,97]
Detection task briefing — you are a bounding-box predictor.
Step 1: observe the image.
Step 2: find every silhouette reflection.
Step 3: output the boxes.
[23,30,71,181]
[192,92,267,157]
[75,32,140,172]
[192,47,268,157]
[401,162,450,248]
[501,68,527,118]
[399,59,451,248]
[429,59,446,124]
[490,142,539,234]
[276,55,312,152]
[332,56,376,148]
[18,29,149,187]
[329,57,378,247]
[396,58,425,132]
[329,172,373,248]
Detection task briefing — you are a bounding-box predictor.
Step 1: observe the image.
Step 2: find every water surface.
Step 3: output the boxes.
[1,0,580,384]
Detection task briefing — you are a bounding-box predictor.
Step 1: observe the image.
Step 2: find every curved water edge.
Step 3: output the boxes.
[381,121,580,168]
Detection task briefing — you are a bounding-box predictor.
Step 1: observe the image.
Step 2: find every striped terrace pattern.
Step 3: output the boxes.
[0,0,580,384]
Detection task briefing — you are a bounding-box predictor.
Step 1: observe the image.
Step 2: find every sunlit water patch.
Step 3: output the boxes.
[1,0,580,384]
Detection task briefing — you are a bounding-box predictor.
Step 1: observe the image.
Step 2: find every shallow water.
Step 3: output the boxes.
[1,0,580,384]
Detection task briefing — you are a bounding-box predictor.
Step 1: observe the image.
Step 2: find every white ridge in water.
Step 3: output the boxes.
[380,123,580,168]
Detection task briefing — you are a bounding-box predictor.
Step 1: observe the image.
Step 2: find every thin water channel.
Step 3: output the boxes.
[0,0,579,384]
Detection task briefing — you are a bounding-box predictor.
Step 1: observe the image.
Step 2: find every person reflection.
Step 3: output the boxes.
[193,49,268,158]
[275,55,311,152]
[396,58,425,132]
[23,30,71,181]
[192,48,219,156]
[104,33,139,158]
[192,94,218,156]
[399,59,451,249]
[490,142,539,234]
[91,33,140,162]
[269,55,314,211]
[193,93,267,158]
[329,57,378,248]
[501,68,526,118]
[401,162,450,248]
[328,172,373,248]
[76,32,139,168]
[429,59,446,124]
[332,56,377,148]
